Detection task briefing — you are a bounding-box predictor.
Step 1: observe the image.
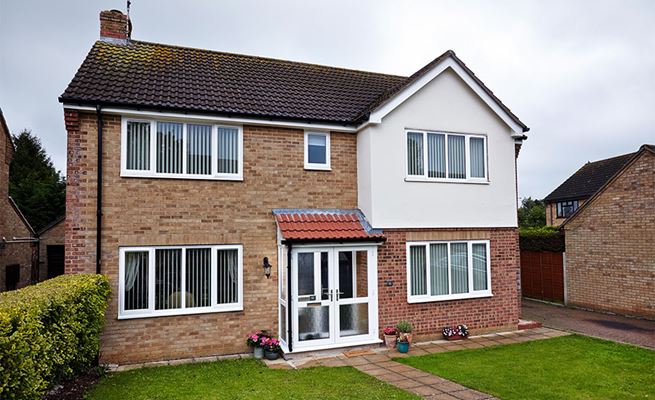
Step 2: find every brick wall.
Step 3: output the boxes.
[564,150,655,318]
[65,111,358,364]
[38,219,65,281]
[377,228,520,338]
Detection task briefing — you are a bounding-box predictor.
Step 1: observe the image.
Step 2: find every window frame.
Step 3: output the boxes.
[121,117,244,181]
[118,244,243,319]
[304,131,331,170]
[556,200,579,218]
[406,240,492,303]
[404,129,488,183]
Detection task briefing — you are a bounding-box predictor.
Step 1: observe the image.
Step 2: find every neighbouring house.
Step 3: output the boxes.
[37,215,66,281]
[59,10,529,365]
[561,145,654,319]
[543,151,636,226]
[0,108,38,291]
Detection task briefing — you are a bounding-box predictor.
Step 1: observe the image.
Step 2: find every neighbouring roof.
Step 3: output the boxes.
[37,215,65,236]
[544,151,637,202]
[8,196,36,236]
[273,209,384,242]
[59,40,528,130]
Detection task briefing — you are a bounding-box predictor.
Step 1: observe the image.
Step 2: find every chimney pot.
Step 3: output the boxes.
[100,10,131,40]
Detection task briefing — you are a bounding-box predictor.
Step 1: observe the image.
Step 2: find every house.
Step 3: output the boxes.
[59,10,529,365]
[561,145,654,319]
[543,152,635,226]
[0,108,38,291]
[37,215,66,281]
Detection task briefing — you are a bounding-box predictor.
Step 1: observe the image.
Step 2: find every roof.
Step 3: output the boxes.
[37,215,65,236]
[60,40,528,130]
[8,196,35,236]
[273,209,384,243]
[0,107,14,159]
[562,144,655,227]
[544,151,637,202]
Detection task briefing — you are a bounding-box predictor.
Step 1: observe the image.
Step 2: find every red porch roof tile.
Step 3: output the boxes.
[274,210,384,242]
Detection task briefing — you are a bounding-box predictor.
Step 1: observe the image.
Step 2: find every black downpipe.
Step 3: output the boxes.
[286,242,293,352]
[95,105,103,274]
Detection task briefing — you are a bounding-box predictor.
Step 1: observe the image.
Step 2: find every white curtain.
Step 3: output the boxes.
[407,132,424,175]
[187,124,212,175]
[451,243,469,294]
[156,122,183,173]
[430,244,448,295]
[124,251,148,310]
[472,244,488,290]
[470,137,485,178]
[448,135,466,179]
[218,127,239,174]
[217,249,238,304]
[410,246,427,296]
[186,248,211,308]
[126,122,150,170]
[155,249,182,310]
[427,133,446,178]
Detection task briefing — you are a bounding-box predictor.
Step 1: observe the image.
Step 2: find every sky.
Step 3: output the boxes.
[1,0,653,199]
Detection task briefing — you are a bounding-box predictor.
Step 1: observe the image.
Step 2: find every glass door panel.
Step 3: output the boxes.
[296,251,333,343]
[336,250,370,339]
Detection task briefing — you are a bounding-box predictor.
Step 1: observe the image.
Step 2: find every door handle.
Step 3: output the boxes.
[334,289,345,301]
[322,288,332,301]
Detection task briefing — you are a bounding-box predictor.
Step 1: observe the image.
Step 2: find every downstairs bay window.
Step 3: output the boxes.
[119,245,243,318]
[406,240,491,303]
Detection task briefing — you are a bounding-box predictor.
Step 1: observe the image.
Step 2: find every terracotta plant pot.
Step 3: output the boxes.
[253,346,264,359]
[397,341,410,353]
[384,334,397,348]
[264,350,280,360]
[446,334,465,341]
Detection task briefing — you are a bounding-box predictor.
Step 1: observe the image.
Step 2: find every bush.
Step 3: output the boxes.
[519,226,565,252]
[0,274,110,399]
[396,320,413,333]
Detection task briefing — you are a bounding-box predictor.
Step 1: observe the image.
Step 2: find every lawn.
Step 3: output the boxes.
[87,358,419,400]
[396,335,655,400]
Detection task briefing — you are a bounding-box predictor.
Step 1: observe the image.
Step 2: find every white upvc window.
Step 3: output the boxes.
[406,240,491,303]
[118,244,243,319]
[304,131,331,170]
[121,118,243,180]
[406,129,487,183]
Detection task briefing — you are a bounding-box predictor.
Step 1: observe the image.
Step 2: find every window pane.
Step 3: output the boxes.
[472,244,487,291]
[427,133,446,178]
[448,135,466,179]
[217,249,239,304]
[126,122,150,171]
[339,303,369,337]
[307,134,327,164]
[450,243,469,294]
[409,245,427,296]
[124,251,149,310]
[156,122,183,173]
[187,124,212,175]
[298,253,315,297]
[186,248,211,308]
[217,127,239,174]
[470,137,485,178]
[429,244,448,295]
[155,249,182,310]
[407,132,424,175]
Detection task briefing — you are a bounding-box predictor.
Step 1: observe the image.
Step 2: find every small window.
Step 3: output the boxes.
[119,245,243,319]
[556,200,579,218]
[304,132,330,170]
[406,130,487,182]
[407,240,491,303]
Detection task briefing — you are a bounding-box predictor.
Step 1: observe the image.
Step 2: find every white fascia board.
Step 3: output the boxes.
[368,57,524,136]
[62,104,360,133]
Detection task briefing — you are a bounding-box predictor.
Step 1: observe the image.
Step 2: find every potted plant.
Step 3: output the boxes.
[396,320,413,344]
[246,330,269,359]
[397,335,410,353]
[442,324,469,341]
[383,327,398,348]
[262,337,281,360]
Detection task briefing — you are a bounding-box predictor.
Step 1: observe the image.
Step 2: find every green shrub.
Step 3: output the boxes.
[0,274,110,399]
[396,320,413,333]
[519,226,565,252]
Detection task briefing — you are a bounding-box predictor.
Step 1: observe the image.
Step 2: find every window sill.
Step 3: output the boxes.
[404,177,489,185]
[121,171,244,181]
[304,165,332,171]
[118,304,243,320]
[407,292,493,304]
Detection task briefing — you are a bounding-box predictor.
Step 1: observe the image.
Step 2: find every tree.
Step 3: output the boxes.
[9,130,65,232]
[518,197,546,228]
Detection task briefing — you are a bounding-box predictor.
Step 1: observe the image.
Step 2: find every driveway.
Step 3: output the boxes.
[521,299,655,349]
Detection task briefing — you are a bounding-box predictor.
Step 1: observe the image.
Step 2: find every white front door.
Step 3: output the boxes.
[289,245,379,352]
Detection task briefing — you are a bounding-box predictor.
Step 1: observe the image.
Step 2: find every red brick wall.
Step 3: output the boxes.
[565,150,655,318]
[64,110,358,364]
[377,228,520,337]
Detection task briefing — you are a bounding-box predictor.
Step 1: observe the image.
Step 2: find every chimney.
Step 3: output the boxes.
[99,10,131,40]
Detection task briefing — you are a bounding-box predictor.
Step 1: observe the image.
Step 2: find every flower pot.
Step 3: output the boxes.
[399,332,413,344]
[253,346,264,359]
[264,350,280,360]
[384,334,397,348]
[397,342,410,353]
[446,334,465,341]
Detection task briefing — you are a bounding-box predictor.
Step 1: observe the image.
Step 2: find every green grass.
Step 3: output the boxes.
[395,335,655,400]
[87,358,419,400]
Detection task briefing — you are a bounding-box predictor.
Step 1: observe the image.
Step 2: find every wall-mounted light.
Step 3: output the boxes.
[262,257,272,279]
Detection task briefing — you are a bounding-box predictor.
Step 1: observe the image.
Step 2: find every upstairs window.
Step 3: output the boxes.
[122,118,242,180]
[556,200,579,218]
[304,131,331,170]
[406,130,487,182]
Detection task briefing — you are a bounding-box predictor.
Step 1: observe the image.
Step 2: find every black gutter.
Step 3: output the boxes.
[95,105,103,274]
[286,242,293,353]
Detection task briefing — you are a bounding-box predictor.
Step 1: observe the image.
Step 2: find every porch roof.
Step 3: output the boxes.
[273,209,384,243]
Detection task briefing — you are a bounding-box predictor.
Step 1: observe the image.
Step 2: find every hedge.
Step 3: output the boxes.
[519,226,565,252]
[0,274,110,399]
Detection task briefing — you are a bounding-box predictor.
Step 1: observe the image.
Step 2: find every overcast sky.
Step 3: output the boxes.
[1,0,653,199]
